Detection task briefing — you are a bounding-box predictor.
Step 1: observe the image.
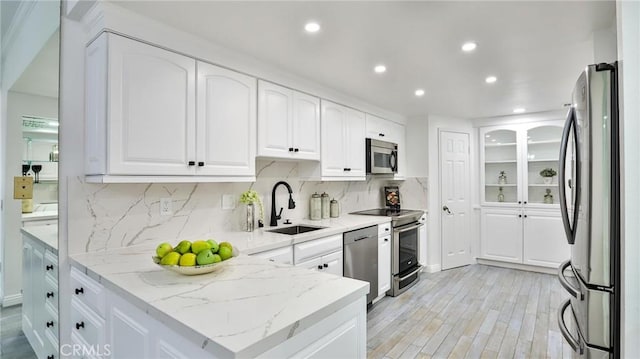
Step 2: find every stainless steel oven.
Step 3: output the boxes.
[389,214,422,296]
[366,138,398,174]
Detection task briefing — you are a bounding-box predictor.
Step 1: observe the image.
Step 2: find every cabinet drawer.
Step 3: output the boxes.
[44,250,58,283]
[250,246,293,265]
[378,222,391,236]
[71,297,105,347]
[70,267,105,317]
[294,234,342,264]
[44,328,59,359]
[44,276,58,310]
[44,301,59,341]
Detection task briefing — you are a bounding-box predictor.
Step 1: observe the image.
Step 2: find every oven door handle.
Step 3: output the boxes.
[395,223,424,234]
[397,265,422,281]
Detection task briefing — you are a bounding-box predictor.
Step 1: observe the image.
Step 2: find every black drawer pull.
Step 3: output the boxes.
[379,133,385,137]
[47,355,54,359]
[384,238,389,242]
[317,265,323,270]
[46,321,54,328]
[46,292,54,298]
[198,162,204,167]
[294,148,299,152]
[289,147,294,152]
[323,263,328,268]
[75,287,84,295]
[76,321,85,330]
[46,265,53,271]
[188,161,195,166]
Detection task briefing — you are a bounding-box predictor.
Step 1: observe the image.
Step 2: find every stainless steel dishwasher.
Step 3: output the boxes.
[343,225,378,304]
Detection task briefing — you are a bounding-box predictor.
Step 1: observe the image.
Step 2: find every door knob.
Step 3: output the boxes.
[442,206,452,214]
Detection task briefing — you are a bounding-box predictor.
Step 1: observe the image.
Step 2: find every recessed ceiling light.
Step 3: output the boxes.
[374,65,387,74]
[485,135,491,138]
[415,89,425,97]
[485,76,497,84]
[304,22,320,33]
[513,108,526,114]
[461,42,477,52]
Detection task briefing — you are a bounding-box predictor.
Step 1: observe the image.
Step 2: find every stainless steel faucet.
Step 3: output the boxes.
[270,181,296,226]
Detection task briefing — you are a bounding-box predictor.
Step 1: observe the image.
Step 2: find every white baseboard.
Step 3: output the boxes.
[422,264,441,273]
[2,293,23,307]
[476,258,558,275]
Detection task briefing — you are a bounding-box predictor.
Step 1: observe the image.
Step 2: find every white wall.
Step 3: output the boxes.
[406,116,429,178]
[1,91,57,305]
[593,25,618,64]
[426,115,477,272]
[616,1,640,356]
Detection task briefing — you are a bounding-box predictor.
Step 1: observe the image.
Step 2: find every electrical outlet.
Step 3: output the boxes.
[222,194,236,210]
[160,198,173,216]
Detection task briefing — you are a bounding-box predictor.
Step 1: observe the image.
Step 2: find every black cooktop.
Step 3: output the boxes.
[351,208,422,217]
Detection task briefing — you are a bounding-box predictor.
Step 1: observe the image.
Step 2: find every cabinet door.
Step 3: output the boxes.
[107,34,196,175]
[480,126,521,205]
[108,294,152,359]
[378,235,391,294]
[480,208,523,263]
[344,108,366,176]
[523,122,564,205]
[22,240,34,332]
[365,114,391,140]
[32,243,46,352]
[292,91,320,160]
[295,256,323,272]
[322,251,343,276]
[321,101,346,176]
[523,210,570,267]
[196,61,257,176]
[258,81,293,158]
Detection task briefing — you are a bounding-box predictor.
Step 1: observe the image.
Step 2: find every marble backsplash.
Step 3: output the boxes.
[68,160,427,254]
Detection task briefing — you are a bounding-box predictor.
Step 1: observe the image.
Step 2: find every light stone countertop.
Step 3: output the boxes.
[21,210,58,222]
[70,243,369,358]
[21,223,58,253]
[201,214,391,255]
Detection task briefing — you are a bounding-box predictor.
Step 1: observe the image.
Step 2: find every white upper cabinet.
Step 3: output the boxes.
[85,32,256,182]
[321,101,366,179]
[196,61,256,176]
[257,81,320,160]
[365,114,393,141]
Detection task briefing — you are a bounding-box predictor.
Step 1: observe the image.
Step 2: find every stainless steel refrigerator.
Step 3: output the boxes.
[557,62,620,358]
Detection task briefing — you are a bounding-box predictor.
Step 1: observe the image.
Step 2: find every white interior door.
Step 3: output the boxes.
[440,130,472,270]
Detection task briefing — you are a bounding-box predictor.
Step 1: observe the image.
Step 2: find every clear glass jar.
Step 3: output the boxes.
[321,192,330,219]
[310,193,321,220]
[330,199,340,218]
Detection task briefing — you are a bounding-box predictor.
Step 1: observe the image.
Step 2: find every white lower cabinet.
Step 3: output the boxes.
[378,234,391,295]
[480,206,569,268]
[249,245,294,265]
[294,234,343,276]
[22,235,58,359]
[68,265,365,358]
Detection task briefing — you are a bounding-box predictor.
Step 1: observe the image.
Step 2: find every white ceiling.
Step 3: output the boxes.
[10,30,59,99]
[116,1,615,119]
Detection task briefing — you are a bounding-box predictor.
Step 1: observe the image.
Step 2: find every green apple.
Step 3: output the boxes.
[207,239,219,254]
[196,250,216,265]
[160,252,181,266]
[156,242,173,258]
[175,240,192,255]
[191,240,211,254]
[218,246,233,261]
[212,254,222,263]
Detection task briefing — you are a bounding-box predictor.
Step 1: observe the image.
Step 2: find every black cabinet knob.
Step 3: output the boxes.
[294,148,299,152]
[46,321,54,328]
[46,292,54,298]
[198,162,204,167]
[317,265,323,270]
[76,321,85,330]
[188,161,195,166]
[323,263,328,268]
[518,214,522,218]
[524,201,528,204]
[524,215,528,218]
[385,228,389,231]
[518,201,522,204]
[379,133,385,137]
[47,355,54,359]
[75,287,84,295]
[384,238,389,242]
[289,147,294,152]
[46,265,53,271]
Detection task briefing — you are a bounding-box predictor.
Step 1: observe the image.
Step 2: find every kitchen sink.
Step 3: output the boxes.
[266,225,325,235]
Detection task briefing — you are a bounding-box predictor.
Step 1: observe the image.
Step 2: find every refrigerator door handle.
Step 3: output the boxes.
[559,107,579,245]
[558,260,583,300]
[558,298,583,354]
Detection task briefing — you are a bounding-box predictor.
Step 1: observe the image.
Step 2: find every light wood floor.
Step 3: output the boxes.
[367,264,571,359]
[0,305,37,359]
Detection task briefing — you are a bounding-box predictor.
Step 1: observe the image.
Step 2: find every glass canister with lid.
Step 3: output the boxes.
[310,192,322,220]
[321,192,330,219]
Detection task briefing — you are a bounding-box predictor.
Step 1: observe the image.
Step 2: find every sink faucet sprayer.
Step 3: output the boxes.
[270,181,296,226]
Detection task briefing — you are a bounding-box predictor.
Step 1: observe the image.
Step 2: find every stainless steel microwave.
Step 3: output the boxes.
[366,138,398,174]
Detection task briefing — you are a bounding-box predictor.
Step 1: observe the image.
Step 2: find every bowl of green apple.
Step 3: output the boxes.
[152,239,238,275]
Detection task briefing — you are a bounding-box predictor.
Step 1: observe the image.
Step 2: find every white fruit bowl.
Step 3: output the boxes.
[152,247,239,276]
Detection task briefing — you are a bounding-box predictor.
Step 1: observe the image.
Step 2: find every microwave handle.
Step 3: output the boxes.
[390,150,398,172]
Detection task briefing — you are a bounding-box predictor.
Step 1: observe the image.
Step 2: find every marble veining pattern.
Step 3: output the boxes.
[70,243,368,358]
[68,160,427,254]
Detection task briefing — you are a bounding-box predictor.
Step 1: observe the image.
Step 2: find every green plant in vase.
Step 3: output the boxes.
[540,168,557,185]
[240,189,265,230]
